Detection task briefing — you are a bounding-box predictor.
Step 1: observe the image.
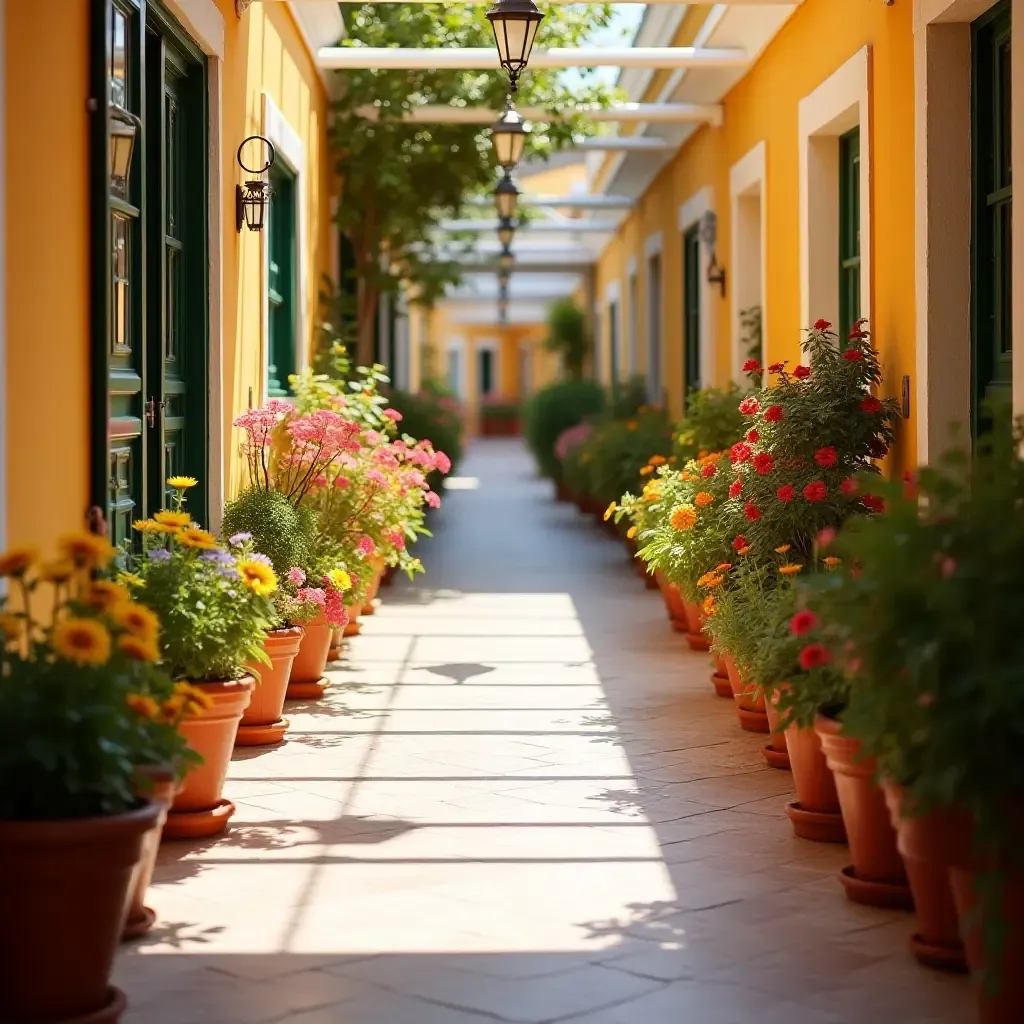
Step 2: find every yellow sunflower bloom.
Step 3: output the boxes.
[39,559,75,584]
[154,510,191,530]
[126,693,160,718]
[177,527,218,550]
[117,571,145,589]
[237,559,278,596]
[670,505,698,531]
[0,547,39,577]
[58,531,114,570]
[779,563,804,576]
[327,568,352,592]
[166,476,198,489]
[603,502,617,522]
[775,544,791,555]
[694,491,714,508]
[53,618,112,666]
[85,579,131,611]
[112,601,160,642]
[118,634,160,663]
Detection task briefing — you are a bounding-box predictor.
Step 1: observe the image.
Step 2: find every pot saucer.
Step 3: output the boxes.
[685,632,710,651]
[839,864,914,910]
[711,673,733,699]
[735,705,770,734]
[762,743,791,771]
[162,798,235,841]
[343,620,361,638]
[122,905,157,941]
[235,718,289,747]
[670,618,689,634]
[786,801,847,843]
[287,678,327,700]
[908,932,968,973]
[64,987,128,1024]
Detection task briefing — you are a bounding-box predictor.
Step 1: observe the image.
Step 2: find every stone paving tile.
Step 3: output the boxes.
[114,440,972,1023]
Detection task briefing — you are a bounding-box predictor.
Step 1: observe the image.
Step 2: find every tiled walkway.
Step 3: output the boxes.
[116,440,972,1023]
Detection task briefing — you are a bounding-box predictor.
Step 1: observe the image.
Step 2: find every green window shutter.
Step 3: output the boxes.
[838,127,861,342]
[268,164,297,397]
[972,0,1012,435]
[683,225,701,397]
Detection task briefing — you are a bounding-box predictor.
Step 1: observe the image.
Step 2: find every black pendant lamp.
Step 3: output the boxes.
[494,173,521,221]
[491,103,529,171]
[486,0,544,91]
[497,218,516,249]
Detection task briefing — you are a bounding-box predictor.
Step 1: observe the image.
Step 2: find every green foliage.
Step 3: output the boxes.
[675,384,747,462]
[523,379,605,479]
[740,306,763,366]
[608,376,651,418]
[222,488,318,579]
[545,298,590,381]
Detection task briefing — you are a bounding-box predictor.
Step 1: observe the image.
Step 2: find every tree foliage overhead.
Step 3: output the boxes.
[330,3,617,364]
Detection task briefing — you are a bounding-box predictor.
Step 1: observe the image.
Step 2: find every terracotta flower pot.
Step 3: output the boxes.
[655,572,689,633]
[882,782,966,973]
[123,767,178,940]
[683,601,711,651]
[343,602,361,638]
[762,690,791,771]
[784,721,846,843]
[237,626,304,747]
[0,802,159,1022]
[723,655,769,733]
[326,625,345,663]
[361,558,386,616]
[815,716,911,908]
[287,612,333,700]
[163,676,254,840]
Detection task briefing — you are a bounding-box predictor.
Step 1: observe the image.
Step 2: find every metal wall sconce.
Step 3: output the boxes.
[491,101,529,171]
[497,218,516,249]
[486,0,544,92]
[109,99,141,186]
[236,134,276,233]
[700,210,727,299]
[494,173,521,221]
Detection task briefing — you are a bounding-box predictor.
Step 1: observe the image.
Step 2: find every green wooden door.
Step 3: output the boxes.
[972,0,1012,434]
[683,225,701,397]
[92,0,208,541]
[268,164,296,396]
[839,127,861,342]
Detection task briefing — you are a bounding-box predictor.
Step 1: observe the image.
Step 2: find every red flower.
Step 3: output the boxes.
[729,479,743,499]
[768,362,785,373]
[764,405,784,423]
[840,477,857,496]
[860,395,883,414]
[803,481,828,503]
[849,318,869,339]
[746,428,759,443]
[793,365,811,379]
[742,359,762,374]
[753,452,774,476]
[744,502,762,522]
[739,397,760,415]
[730,442,753,464]
[862,494,886,514]
[843,348,863,362]
[732,535,748,552]
[813,319,831,331]
[814,446,837,468]
[790,610,819,636]
[701,463,716,479]
[799,644,832,670]
[777,484,795,503]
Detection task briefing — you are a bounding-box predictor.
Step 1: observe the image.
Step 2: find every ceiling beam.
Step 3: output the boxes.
[441,219,618,234]
[317,46,748,71]
[574,137,674,152]
[355,102,722,126]
[464,194,634,209]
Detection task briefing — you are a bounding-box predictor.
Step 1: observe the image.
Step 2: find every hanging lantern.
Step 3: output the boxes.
[498,247,515,272]
[109,100,140,188]
[491,103,529,171]
[494,173,521,221]
[486,0,544,90]
[497,218,516,249]
[235,134,276,233]
[497,268,511,288]
[498,297,510,324]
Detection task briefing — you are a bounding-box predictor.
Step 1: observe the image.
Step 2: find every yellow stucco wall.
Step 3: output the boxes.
[593,0,917,469]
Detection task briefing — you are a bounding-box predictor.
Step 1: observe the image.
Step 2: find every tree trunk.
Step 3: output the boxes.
[355,275,378,369]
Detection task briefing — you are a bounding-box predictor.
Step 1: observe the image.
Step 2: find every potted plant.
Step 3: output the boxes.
[127,481,276,838]
[803,420,1024,1012]
[480,397,521,437]
[0,532,196,1020]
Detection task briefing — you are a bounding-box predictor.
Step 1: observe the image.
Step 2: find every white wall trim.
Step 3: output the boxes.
[446,335,468,399]
[626,256,638,277]
[261,92,309,402]
[626,267,639,377]
[730,140,768,382]
[644,230,664,259]
[677,186,716,391]
[0,0,6,553]
[798,46,871,334]
[604,280,623,382]
[604,280,621,305]
[166,0,225,59]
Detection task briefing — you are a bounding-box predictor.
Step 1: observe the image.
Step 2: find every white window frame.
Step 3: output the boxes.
[798,47,871,337]
[446,336,467,399]
[644,231,664,404]
[604,279,622,386]
[729,141,768,382]
[678,186,716,392]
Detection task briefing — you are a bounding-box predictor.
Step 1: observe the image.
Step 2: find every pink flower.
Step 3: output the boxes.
[729,479,743,499]
[383,408,403,422]
[939,556,957,579]
[366,469,388,486]
[764,405,784,423]
[435,451,452,475]
[817,527,837,549]
[753,452,774,476]
[297,587,327,608]
[358,536,376,557]
[777,484,795,503]
[324,587,346,628]
[286,567,306,586]
[793,365,811,380]
[803,481,828,503]
[425,490,441,509]
[814,447,837,468]
[739,397,760,416]
[744,502,761,522]
[334,476,351,490]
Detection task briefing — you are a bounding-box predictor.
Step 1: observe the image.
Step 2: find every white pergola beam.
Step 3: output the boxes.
[356,102,722,126]
[465,194,634,209]
[574,137,674,152]
[441,219,618,234]
[318,46,748,71]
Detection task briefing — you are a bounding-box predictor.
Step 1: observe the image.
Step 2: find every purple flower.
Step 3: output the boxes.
[201,550,235,565]
[148,548,171,562]
[249,552,273,567]
[229,531,253,547]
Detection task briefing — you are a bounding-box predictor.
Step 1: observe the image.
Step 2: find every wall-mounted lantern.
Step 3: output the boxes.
[486,0,544,92]
[236,135,276,233]
[494,172,521,221]
[109,98,141,188]
[700,210,727,299]
[498,247,515,272]
[491,102,529,171]
[497,218,516,249]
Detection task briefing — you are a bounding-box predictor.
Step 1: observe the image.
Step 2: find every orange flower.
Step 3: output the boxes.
[714,563,733,573]
[779,563,804,576]
[648,455,667,466]
[702,595,717,617]
[670,505,698,531]
[737,545,751,556]
[694,491,714,508]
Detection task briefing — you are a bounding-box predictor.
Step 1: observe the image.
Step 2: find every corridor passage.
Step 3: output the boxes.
[115,440,971,1023]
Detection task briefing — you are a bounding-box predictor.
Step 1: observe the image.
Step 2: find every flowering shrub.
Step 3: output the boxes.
[0,533,200,819]
[554,422,593,463]
[673,384,749,462]
[279,564,352,629]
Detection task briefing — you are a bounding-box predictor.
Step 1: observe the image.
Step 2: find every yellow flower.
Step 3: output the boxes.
[117,571,145,589]
[177,527,218,550]
[53,618,111,666]
[0,613,21,641]
[112,601,160,642]
[154,510,191,530]
[694,491,714,508]
[126,693,160,718]
[715,563,733,573]
[603,502,617,522]
[159,695,187,721]
[167,476,198,489]
[0,547,39,577]
[775,544,791,555]
[58,531,114,570]
[702,595,717,617]
[627,526,638,539]
[119,634,160,663]
[85,580,131,611]
[670,505,698,531]
[174,680,213,709]
[823,556,842,569]
[327,568,352,592]
[237,558,278,596]
[779,563,804,576]
[132,519,166,535]
[39,559,74,584]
